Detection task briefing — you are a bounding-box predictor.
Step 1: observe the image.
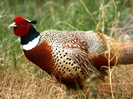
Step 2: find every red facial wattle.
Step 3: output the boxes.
[13,16,30,36]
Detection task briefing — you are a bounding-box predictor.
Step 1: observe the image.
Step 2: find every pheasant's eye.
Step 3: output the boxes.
[22,21,28,26]
[22,21,24,24]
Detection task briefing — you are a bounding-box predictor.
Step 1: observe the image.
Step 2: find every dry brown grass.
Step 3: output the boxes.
[1,60,133,99]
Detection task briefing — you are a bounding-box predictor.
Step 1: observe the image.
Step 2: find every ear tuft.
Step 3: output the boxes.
[31,20,37,24]
[25,18,37,24]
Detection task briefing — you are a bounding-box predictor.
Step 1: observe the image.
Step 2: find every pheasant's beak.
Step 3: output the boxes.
[8,22,17,28]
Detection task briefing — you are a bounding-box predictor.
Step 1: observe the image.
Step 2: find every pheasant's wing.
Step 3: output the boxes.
[60,37,105,80]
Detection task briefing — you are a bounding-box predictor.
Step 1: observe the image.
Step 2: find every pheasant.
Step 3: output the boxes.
[9,16,133,89]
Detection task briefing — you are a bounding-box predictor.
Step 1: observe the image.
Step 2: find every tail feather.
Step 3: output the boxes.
[119,43,133,64]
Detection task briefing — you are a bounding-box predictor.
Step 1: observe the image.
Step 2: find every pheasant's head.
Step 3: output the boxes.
[9,16,37,36]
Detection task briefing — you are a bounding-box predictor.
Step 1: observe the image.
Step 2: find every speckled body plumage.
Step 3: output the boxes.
[9,16,133,89]
[23,30,106,88]
[23,30,124,88]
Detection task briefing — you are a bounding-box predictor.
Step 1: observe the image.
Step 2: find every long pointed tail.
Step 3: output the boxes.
[119,43,133,64]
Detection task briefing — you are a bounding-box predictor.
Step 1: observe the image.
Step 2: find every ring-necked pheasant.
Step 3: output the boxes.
[9,16,133,89]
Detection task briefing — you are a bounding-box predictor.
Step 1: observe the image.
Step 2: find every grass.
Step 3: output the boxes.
[0,0,133,98]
